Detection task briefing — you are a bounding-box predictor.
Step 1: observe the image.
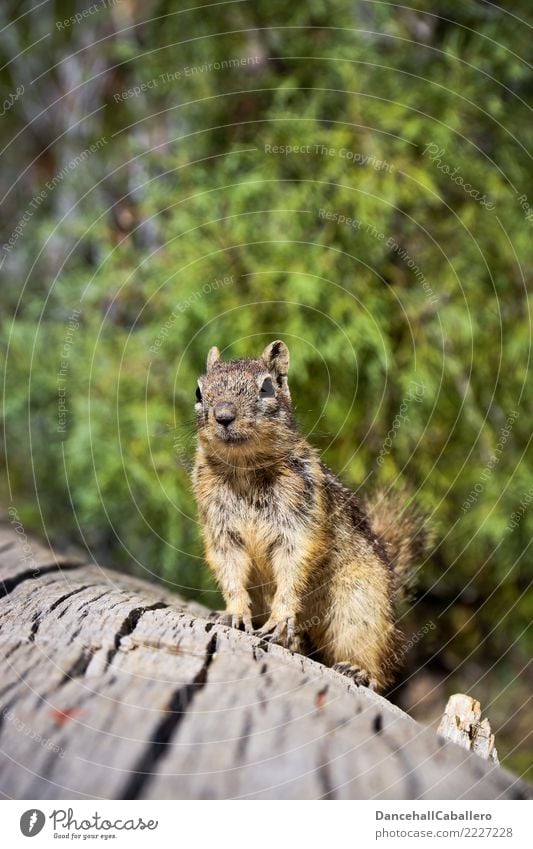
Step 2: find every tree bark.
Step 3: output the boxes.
[0,522,529,800]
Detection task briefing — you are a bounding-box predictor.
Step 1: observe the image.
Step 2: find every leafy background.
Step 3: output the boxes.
[0,0,531,778]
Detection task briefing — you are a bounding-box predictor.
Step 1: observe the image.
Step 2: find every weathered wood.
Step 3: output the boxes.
[0,523,529,800]
[437,694,499,764]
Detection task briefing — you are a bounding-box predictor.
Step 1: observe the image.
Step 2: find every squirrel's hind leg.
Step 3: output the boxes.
[332,662,378,690]
[309,560,396,692]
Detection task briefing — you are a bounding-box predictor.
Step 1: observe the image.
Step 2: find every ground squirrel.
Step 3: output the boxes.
[193,340,429,690]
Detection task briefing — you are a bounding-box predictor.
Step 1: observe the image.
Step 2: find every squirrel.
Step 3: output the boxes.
[192,340,430,691]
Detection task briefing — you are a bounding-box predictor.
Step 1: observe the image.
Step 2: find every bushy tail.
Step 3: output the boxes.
[364,489,431,605]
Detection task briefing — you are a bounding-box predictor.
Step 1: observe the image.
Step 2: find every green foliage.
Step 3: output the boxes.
[0,0,531,776]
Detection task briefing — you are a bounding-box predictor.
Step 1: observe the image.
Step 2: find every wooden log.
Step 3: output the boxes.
[0,522,529,800]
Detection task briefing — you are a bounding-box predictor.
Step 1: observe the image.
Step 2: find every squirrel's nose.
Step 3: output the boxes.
[214,403,237,427]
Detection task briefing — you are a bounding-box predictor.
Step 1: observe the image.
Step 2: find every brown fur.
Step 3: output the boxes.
[192,341,430,690]
[363,490,430,607]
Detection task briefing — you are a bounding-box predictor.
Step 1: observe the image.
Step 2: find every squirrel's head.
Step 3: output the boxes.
[195,340,296,465]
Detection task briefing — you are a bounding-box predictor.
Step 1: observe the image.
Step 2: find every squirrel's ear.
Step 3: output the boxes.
[262,340,290,394]
[206,346,221,371]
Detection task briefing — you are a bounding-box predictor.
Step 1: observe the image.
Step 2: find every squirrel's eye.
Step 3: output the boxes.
[195,386,202,403]
[260,377,275,397]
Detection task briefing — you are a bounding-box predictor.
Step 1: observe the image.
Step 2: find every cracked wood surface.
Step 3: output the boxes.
[0,523,529,800]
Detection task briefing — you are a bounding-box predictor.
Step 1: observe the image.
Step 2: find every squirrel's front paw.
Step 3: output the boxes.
[256,615,296,648]
[217,609,254,634]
